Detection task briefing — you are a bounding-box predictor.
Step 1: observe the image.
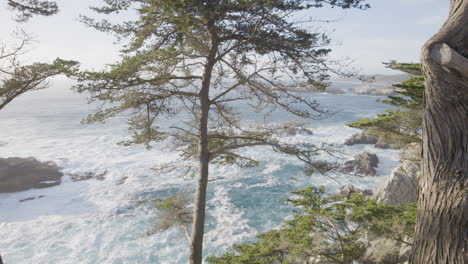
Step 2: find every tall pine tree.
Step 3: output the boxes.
[76,1,369,263]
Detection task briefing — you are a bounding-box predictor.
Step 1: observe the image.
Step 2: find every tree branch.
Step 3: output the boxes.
[430,43,468,79]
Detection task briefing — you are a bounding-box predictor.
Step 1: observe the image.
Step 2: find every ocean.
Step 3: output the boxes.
[0,81,401,263]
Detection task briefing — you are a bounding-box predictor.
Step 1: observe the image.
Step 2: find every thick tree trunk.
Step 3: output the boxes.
[189,22,218,264]
[411,1,468,263]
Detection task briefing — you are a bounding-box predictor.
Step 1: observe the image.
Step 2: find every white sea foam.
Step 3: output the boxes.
[0,84,401,263]
[205,185,257,248]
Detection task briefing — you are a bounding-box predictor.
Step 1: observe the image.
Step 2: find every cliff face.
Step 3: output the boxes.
[373,143,421,206]
[357,143,421,264]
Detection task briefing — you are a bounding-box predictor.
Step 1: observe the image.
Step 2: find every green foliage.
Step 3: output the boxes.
[383,61,422,75]
[7,0,59,22]
[207,186,416,264]
[77,2,371,261]
[140,192,193,236]
[0,58,79,110]
[76,0,370,156]
[347,61,424,148]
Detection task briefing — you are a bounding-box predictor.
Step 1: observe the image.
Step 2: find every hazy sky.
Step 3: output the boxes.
[0,0,449,74]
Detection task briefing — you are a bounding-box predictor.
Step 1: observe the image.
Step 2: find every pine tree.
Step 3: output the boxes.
[76,1,369,263]
[6,0,59,22]
[1,2,77,110]
[347,61,424,148]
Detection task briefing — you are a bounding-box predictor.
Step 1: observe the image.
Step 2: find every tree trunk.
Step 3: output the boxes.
[189,22,218,264]
[411,1,468,263]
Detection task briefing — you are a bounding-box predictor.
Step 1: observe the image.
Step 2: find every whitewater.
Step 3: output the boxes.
[0,81,401,263]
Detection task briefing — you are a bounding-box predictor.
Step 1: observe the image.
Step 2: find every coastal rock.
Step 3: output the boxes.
[340,152,379,176]
[289,85,345,95]
[69,170,107,181]
[325,88,346,95]
[339,184,373,197]
[374,136,400,149]
[19,195,46,202]
[278,126,313,136]
[358,233,411,264]
[0,157,63,193]
[352,86,397,96]
[344,133,378,145]
[400,143,421,161]
[374,137,390,149]
[373,160,420,206]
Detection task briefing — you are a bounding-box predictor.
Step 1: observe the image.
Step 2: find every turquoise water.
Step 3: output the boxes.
[0,83,400,263]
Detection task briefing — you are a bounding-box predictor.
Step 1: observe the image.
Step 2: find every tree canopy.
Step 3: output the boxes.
[6,0,59,22]
[0,2,77,111]
[76,1,370,263]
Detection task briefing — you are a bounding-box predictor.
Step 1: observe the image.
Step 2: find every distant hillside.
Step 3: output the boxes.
[333,73,411,84]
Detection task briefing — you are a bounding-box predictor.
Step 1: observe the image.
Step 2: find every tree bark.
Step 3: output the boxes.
[189,21,218,264]
[411,1,468,263]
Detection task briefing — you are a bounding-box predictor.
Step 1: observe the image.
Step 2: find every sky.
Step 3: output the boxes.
[0,0,449,75]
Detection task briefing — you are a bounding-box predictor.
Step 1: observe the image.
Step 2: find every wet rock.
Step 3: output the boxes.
[344,133,378,146]
[340,152,379,176]
[0,157,63,193]
[339,184,373,197]
[19,195,46,202]
[116,176,128,185]
[69,170,107,182]
[278,126,313,136]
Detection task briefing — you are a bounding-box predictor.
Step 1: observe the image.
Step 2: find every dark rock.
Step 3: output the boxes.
[344,133,378,146]
[340,152,379,176]
[19,195,46,202]
[0,157,63,193]
[116,176,128,185]
[339,184,373,197]
[69,170,107,181]
[279,126,313,136]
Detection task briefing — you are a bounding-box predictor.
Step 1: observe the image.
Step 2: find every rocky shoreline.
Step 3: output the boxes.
[0,157,108,200]
[0,157,63,193]
[337,138,421,264]
[0,131,419,264]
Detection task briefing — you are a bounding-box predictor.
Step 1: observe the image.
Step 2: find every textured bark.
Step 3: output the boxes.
[189,21,218,264]
[411,0,468,263]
